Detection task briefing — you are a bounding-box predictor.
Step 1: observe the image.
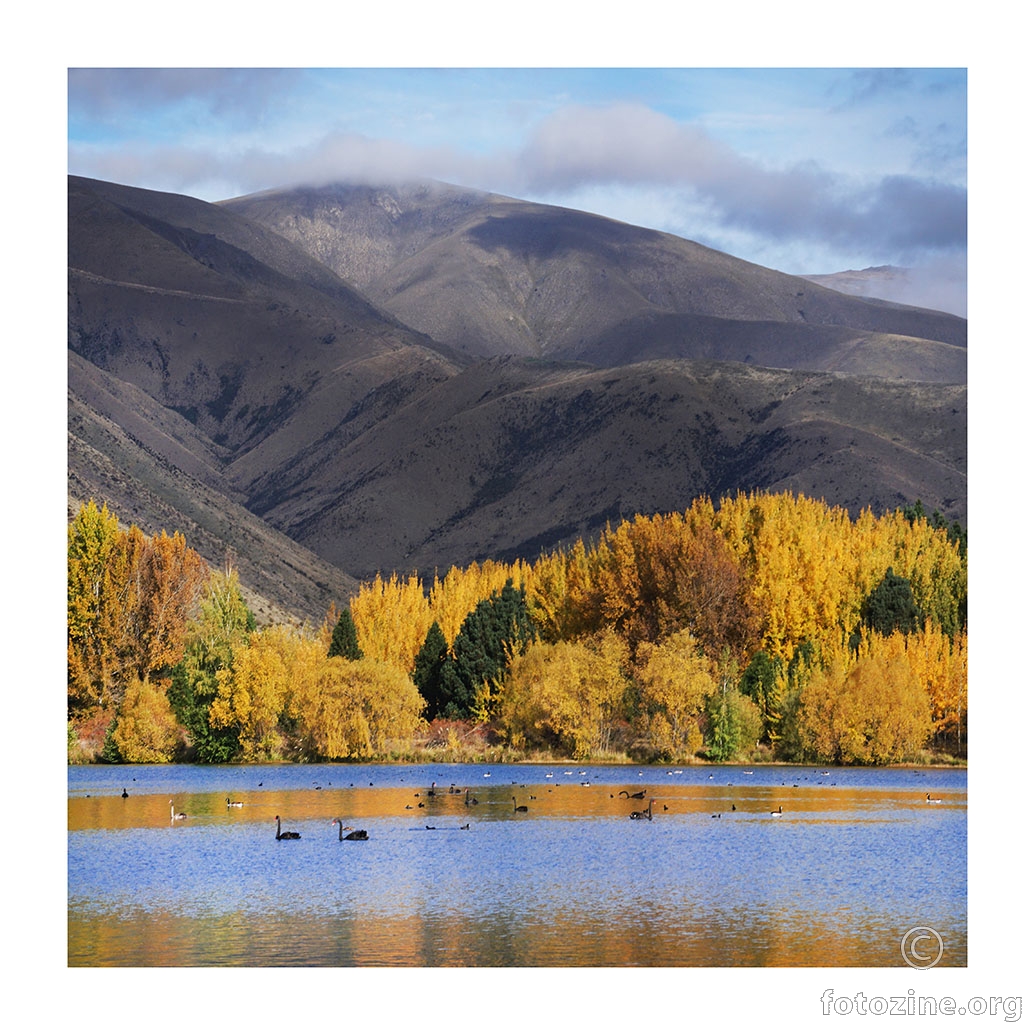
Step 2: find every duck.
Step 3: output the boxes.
[332,818,368,841]
[926,793,943,804]
[226,797,244,808]
[170,801,187,821]
[275,815,301,840]
[512,797,529,813]
[630,799,655,821]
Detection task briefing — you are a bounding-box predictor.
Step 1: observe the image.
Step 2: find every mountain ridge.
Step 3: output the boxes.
[68,175,966,622]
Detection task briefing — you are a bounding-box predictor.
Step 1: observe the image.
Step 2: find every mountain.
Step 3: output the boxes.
[801,265,967,319]
[67,175,966,622]
[221,181,966,379]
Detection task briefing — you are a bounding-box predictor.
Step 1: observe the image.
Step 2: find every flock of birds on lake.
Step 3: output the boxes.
[142,768,951,842]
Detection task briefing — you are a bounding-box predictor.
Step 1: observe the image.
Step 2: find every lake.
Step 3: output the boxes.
[68,762,966,967]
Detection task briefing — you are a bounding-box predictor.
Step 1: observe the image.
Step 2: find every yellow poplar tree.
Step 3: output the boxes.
[110,676,181,762]
[499,632,628,758]
[210,625,295,760]
[635,629,711,761]
[351,573,431,673]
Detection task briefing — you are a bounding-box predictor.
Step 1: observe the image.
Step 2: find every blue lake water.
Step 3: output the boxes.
[68,762,966,967]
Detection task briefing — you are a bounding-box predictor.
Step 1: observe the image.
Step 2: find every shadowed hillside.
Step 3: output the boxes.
[223,181,966,377]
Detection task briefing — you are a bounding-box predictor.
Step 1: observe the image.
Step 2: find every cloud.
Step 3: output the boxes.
[67,88,966,276]
[512,103,965,260]
[68,68,301,123]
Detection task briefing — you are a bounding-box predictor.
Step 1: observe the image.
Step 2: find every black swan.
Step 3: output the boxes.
[275,815,301,840]
[226,797,243,808]
[121,788,128,798]
[630,799,655,821]
[464,789,478,805]
[512,797,529,812]
[332,818,368,841]
[621,789,647,799]
[170,801,187,821]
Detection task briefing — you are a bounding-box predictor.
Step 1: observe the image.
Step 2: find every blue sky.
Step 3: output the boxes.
[68,66,966,307]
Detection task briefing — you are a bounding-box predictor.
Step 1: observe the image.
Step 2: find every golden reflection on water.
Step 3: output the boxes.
[68,780,963,831]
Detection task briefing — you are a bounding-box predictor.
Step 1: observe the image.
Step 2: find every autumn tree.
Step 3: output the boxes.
[68,501,207,731]
[167,565,254,762]
[798,635,933,764]
[109,676,182,763]
[286,647,425,760]
[634,629,711,761]
[350,573,430,673]
[499,631,629,758]
[571,512,759,661]
[209,625,297,760]
[67,500,122,713]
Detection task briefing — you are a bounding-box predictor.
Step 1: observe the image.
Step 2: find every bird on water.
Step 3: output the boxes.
[630,799,655,821]
[332,818,368,841]
[275,815,301,840]
[512,797,529,812]
[170,801,186,821]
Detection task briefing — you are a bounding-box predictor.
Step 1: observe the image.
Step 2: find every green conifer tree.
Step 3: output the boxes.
[413,621,449,719]
[328,606,363,660]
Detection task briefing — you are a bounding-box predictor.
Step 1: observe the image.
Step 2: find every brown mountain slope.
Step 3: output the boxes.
[248,355,966,581]
[69,349,358,624]
[222,181,966,379]
[68,176,464,457]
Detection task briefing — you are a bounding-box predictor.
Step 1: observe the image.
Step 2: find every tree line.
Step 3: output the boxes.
[67,491,967,765]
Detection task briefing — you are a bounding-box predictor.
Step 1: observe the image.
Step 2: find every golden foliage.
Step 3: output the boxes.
[209,625,296,760]
[634,629,711,760]
[111,677,181,762]
[67,502,208,714]
[211,626,425,761]
[798,632,934,764]
[351,573,431,672]
[499,631,629,758]
[69,491,967,765]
